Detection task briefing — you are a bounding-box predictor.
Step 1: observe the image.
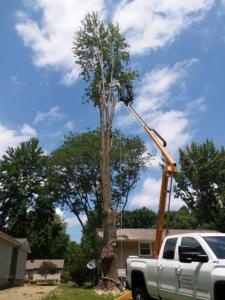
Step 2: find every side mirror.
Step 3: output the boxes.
[179,246,192,263]
[195,254,208,263]
[179,246,208,263]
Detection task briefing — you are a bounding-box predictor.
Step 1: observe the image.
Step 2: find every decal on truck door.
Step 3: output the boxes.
[177,274,193,290]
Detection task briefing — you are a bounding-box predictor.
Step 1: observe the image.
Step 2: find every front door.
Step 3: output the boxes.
[177,237,211,300]
[157,237,180,300]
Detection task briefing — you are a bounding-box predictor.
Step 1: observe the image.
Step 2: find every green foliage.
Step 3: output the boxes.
[0,138,69,258]
[50,130,102,229]
[0,138,48,236]
[81,220,102,260]
[60,271,70,283]
[64,241,93,286]
[119,206,198,230]
[28,214,69,259]
[73,12,137,106]
[175,139,225,231]
[119,207,157,228]
[64,220,102,286]
[165,206,198,229]
[111,132,147,211]
[50,130,146,228]
[39,261,57,280]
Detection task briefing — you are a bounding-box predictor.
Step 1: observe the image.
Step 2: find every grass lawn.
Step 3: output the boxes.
[44,286,115,300]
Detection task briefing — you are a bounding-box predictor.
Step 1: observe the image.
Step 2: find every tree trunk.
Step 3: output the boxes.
[101,208,117,288]
[100,96,118,289]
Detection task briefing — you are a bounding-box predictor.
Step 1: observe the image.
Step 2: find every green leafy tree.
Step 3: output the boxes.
[50,130,145,231]
[165,206,198,229]
[0,138,50,236]
[39,261,57,281]
[64,240,97,286]
[28,214,69,259]
[50,130,103,231]
[0,138,69,258]
[50,129,145,285]
[175,139,225,230]
[73,12,137,286]
[118,206,198,230]
[119,207,157,229]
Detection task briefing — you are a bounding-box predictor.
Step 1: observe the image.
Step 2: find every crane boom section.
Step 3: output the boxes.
[127,105,177,173]
[126,104,178,257]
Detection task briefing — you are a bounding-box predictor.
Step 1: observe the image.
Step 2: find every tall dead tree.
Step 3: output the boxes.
[73,13,136,288]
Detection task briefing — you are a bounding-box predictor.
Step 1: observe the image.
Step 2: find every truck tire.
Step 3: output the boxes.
[133,286,150,300]
[214,281,225,300]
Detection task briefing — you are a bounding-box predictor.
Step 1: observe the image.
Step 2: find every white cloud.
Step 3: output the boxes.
[113,0,214,54]
[116,59,200,156]
[135,60,198,115]
[34,106,63,124]
[15,1,213,84]
[0,123,37,157]
[65,121,75,130]
[187,97,207,113]
[15,0,105,85]
[150,110,191,154]
[65,214,87,227]
[55,207,64,219]
[21,123,37,137]
[130,176,184,210]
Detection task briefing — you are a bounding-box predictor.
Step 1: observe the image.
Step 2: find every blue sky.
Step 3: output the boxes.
[1,0,225,242]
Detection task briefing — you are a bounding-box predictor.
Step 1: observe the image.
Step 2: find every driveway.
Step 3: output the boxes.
[0,285,57,300]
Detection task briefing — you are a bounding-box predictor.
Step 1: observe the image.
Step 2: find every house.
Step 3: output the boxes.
[97,228,218,278]
[0,231,30,289]
[26,259,64,281]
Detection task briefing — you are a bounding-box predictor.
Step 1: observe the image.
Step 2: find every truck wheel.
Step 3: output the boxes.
[133,287,150,300]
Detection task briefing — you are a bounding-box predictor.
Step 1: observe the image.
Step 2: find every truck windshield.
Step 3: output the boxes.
[203,236,225,258]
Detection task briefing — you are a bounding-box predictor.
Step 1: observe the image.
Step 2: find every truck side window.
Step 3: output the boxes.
[163,238,177,259]
[181,237,206,255]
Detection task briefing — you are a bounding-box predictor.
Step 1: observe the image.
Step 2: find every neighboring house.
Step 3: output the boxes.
[97,228,218,278]
[0,231,30,289]
[26,259,64,281]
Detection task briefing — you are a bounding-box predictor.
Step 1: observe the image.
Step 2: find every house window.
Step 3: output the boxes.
[139,243,151,256]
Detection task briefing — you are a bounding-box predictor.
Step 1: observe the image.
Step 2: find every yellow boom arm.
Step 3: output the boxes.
[126,104,178,257]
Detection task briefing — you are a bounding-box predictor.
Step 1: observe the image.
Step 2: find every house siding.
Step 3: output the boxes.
[15,248,28,285]
[0,239,13,288]
[27,272,62,281]
[0,233,30,289]
[116,241,139,269]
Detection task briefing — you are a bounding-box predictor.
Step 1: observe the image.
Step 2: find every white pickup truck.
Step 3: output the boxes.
[127,233,225,300]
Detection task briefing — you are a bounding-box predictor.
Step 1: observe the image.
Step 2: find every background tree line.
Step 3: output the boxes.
[0,128,146,284]
[0,133,225,284]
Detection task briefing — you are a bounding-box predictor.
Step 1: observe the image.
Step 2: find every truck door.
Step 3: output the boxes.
[177,237,211,300]
[157,237,180,300]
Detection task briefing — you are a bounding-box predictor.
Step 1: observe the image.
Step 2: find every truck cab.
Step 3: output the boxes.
[127,233,225,300]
